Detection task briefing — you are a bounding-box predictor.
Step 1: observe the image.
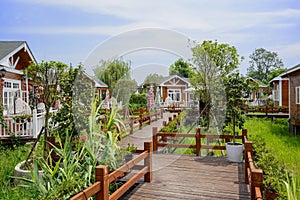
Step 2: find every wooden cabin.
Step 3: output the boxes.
[0,41,36,115]
[159,75,191,106]
[281,64,300,135]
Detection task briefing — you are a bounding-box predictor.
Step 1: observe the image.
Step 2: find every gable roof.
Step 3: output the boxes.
[94,77,108,88]
[281,63,300,77]
[269,63,300,82]
[159,75,190,86]
[247,77,267,88]
[0,41,36,67]
[83,71,108,88]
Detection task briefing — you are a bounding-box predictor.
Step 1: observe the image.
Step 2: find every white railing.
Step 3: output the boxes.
[0,109,51,139]
[0,117,33,138]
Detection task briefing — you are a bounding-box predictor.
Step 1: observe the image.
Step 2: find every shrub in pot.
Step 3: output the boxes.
[224,72,251,162]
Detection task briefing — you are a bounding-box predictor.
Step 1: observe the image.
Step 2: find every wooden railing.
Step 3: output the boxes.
[244,129,263,200]
[153,127,246,156]
[104,109,163,136]
[246,105,289,114]
[70,141,152,200]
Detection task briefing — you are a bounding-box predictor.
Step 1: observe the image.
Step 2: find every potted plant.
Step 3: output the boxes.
[224,72,251,162]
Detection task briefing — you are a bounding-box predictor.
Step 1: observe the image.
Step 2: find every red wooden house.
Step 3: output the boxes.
[281,64,300,135]
[0,41,36,115]
[159,75,191,105]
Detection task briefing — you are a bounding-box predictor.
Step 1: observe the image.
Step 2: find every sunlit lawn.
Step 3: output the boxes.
[245,117,300,180]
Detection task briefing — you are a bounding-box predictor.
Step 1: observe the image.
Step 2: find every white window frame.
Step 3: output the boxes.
[3,78,21,115]
[296,86,300,105]
[167,89,181,102]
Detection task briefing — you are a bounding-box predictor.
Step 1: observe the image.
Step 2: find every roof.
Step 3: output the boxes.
[0,41,25,60]
[247,77,268,88]
[83,71,108,88]
[159,75,190,86]
[93,77,108,88]
[0,41,36,66]
[269,63,300,82]
[281,63,300,77]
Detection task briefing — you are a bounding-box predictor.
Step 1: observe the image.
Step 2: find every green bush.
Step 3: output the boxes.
[129,93,147,108]
[251,135,288,198]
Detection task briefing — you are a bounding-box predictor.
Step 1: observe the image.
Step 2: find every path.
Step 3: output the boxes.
[123,154,250,200]
[121,111,175,149]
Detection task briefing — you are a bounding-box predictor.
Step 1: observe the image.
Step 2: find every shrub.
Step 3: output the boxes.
[129,93,147,108]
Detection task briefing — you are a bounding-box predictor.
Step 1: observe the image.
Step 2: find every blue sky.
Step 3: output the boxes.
[1,0,300,83]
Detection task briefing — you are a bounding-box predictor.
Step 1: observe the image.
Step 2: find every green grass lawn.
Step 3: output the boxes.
[245,117,300,180]
[0,144,32,199]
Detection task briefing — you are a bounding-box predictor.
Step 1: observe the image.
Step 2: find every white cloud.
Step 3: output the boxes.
[15,0,300,37]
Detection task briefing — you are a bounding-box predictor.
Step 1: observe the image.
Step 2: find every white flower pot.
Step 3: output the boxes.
[226,142,244,163]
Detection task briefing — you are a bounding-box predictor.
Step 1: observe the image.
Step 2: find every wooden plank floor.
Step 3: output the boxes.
[123,154,250,200]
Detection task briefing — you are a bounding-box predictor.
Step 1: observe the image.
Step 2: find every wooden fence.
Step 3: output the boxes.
[105,108,163,136]
[244,131,263,200]
[70,141,152,200]
[246,105,288,114]
[153,127,246,156]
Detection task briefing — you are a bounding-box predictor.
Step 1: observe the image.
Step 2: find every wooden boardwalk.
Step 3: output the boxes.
[120,111,250,199]
[123,154,250,200]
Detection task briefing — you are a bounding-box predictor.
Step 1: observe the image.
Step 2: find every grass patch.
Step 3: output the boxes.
[245,117,300,179]
[0,144,32,199]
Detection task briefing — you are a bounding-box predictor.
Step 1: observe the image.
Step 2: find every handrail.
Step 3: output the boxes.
[244,129,263,200]
[153,126,246,156]
[70,141,152,200]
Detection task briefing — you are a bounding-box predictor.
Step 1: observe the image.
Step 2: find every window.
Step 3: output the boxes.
[13,83,20,89]
[2,79,22,115]
[168,89,181,102]
[296,86,300,104]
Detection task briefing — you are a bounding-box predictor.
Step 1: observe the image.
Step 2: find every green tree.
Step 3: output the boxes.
[247,48,284,84]
[51,65,93,140]
[94,58,131,92]
[198,40,241,77]
[143,73,164,86]
[27,61,70,158]
[169,58,192,78]
[190,40,242,129]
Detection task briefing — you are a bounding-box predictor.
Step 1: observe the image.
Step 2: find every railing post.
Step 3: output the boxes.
[148,112,151,125]
[196,128,201,156]
[144,141,152,182]
[32,108,38,138]
[242,129,248,144]
[173,114,177,120]
[244,141,252,184]
[162,121,167,142]
[95,165,109,200]
[160,108,163,118]
[139,114,142,130]
[251,168,263,200]
[152,127,158,152]
[130,118,134,135]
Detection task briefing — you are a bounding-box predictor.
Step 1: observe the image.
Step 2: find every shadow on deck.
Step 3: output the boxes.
[122,154,250,200]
